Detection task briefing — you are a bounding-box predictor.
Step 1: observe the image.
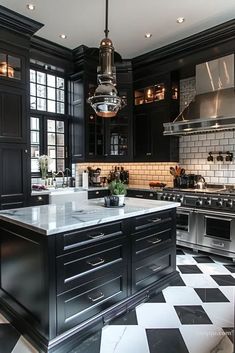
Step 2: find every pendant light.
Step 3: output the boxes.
[88,0,125,118]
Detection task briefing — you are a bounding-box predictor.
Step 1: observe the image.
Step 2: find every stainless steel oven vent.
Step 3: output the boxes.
[164,54,235,135]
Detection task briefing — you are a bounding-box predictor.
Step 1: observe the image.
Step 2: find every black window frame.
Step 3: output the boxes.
[29,64,69,178]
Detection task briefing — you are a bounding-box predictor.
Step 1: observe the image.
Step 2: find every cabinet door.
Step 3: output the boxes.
[151,107,179,162]
[134,111,152,160]
[69,78,85,162]
[0,144,29,209]
[0,86,27,143]
[86,112,105,159]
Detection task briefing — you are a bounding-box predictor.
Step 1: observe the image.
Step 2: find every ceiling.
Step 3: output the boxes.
[1,0,235,58]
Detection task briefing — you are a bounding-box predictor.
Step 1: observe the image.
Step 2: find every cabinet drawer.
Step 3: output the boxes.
[88,189,109,199]
[134,210,173,231]
[135,227,173,255]
[57,273,127,334]
[56,221,124,254]
[57,239,127,294]
[29,195,49,206]
[134,250,173,292]
[127,190,156,199]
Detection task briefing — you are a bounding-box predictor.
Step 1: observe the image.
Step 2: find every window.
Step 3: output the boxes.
[29,67,67,176]
[30,116,66,174]
[30,69,65,114]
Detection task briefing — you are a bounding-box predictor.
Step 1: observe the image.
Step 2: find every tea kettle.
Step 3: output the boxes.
[196,176,206,189]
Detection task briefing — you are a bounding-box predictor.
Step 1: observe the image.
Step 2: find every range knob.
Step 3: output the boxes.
[205,197,211,206]
[169,194,175,201]
[165,195,169,201]
[176,195,183,202]
[226,199,233,208]
[216,198,223,207]
[196,198,202,206]
[160,194,165,200]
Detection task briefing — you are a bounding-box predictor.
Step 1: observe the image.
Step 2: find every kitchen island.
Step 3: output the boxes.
[0,198,180,353]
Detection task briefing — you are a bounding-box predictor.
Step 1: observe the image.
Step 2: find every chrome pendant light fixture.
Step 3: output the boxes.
[88,0,125,118]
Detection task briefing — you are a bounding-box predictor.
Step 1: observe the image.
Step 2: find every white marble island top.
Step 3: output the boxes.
[0,198,180,236]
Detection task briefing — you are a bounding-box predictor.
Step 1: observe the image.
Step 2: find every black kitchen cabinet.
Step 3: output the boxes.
[0,144,29,209]
[69,53,133,162]
[29,194,49,206]
[56,234,129,333]
[133,72,179,162]
[131,209,176,292]
[88,189,109,199]
[0,85,27,143]
[127,189,157,199]
[134,103,179,162]
[0,207,178,353]
[0,20,40,210]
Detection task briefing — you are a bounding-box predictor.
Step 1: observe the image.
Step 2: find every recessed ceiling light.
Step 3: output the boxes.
[176,17,185,24]
[26,4,35,11]
[59,34,67,39]
[145,33,152,39]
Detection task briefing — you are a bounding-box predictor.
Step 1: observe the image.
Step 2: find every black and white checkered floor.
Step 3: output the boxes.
[1,248,234,353]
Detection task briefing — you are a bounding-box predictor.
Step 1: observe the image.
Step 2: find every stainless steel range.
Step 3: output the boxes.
[157,187,235,260]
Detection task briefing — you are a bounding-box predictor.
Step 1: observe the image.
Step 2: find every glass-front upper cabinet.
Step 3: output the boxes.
[0,53,21,80]
[134,73,179,106]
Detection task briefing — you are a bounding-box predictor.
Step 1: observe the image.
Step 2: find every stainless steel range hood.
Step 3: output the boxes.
[164,54,235,135]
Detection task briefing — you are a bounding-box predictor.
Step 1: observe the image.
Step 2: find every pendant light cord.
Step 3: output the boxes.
[104,0,109,38]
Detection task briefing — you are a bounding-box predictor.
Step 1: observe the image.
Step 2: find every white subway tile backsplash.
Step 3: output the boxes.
[210,140,219,146]
[179,77,235,184]
[224,131,234,138]
[219,139,228,145]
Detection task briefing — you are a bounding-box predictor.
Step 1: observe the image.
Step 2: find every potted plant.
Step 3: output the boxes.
[108,180,127,206]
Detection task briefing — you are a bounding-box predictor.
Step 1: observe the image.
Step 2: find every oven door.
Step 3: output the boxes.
[197,210,235,253]
[176,207,197,245]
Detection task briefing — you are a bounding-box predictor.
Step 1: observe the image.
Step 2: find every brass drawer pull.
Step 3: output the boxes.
[88,291,104,302]
[86,257,105,267]
[88,232,105,239]
[149,264,162,272]
[148,218,161,223]
[148,238,162,244]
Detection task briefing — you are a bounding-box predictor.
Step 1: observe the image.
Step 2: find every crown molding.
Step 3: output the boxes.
[0,5,43,36]
[133,19,235,68]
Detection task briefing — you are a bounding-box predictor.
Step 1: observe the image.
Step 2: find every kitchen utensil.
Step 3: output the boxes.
[180,168,185,175]
[149,181,166,188]
[170,167,176,177]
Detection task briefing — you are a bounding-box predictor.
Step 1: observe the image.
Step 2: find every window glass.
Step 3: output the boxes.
[30,69,36,82]
[37,71,46,85]
[57,77,64,89]
[48,100,56,113]
[37,85,46,98]
[30,69,65,114]
[47,120,55,132]
[48,132,56,145]
[48,87,56,100]
[47,74,56,87]
[56,121,64,133]
[37,98,46,111]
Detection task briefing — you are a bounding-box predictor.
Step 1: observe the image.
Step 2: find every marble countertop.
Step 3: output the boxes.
[0,198,180,236]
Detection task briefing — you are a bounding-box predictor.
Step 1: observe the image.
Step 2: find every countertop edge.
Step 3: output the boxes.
[0,200,180,236]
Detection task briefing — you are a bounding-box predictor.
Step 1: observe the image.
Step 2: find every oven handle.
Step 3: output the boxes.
[196,209,235,218]
[177,207,195,214]
[204,215,233,222]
